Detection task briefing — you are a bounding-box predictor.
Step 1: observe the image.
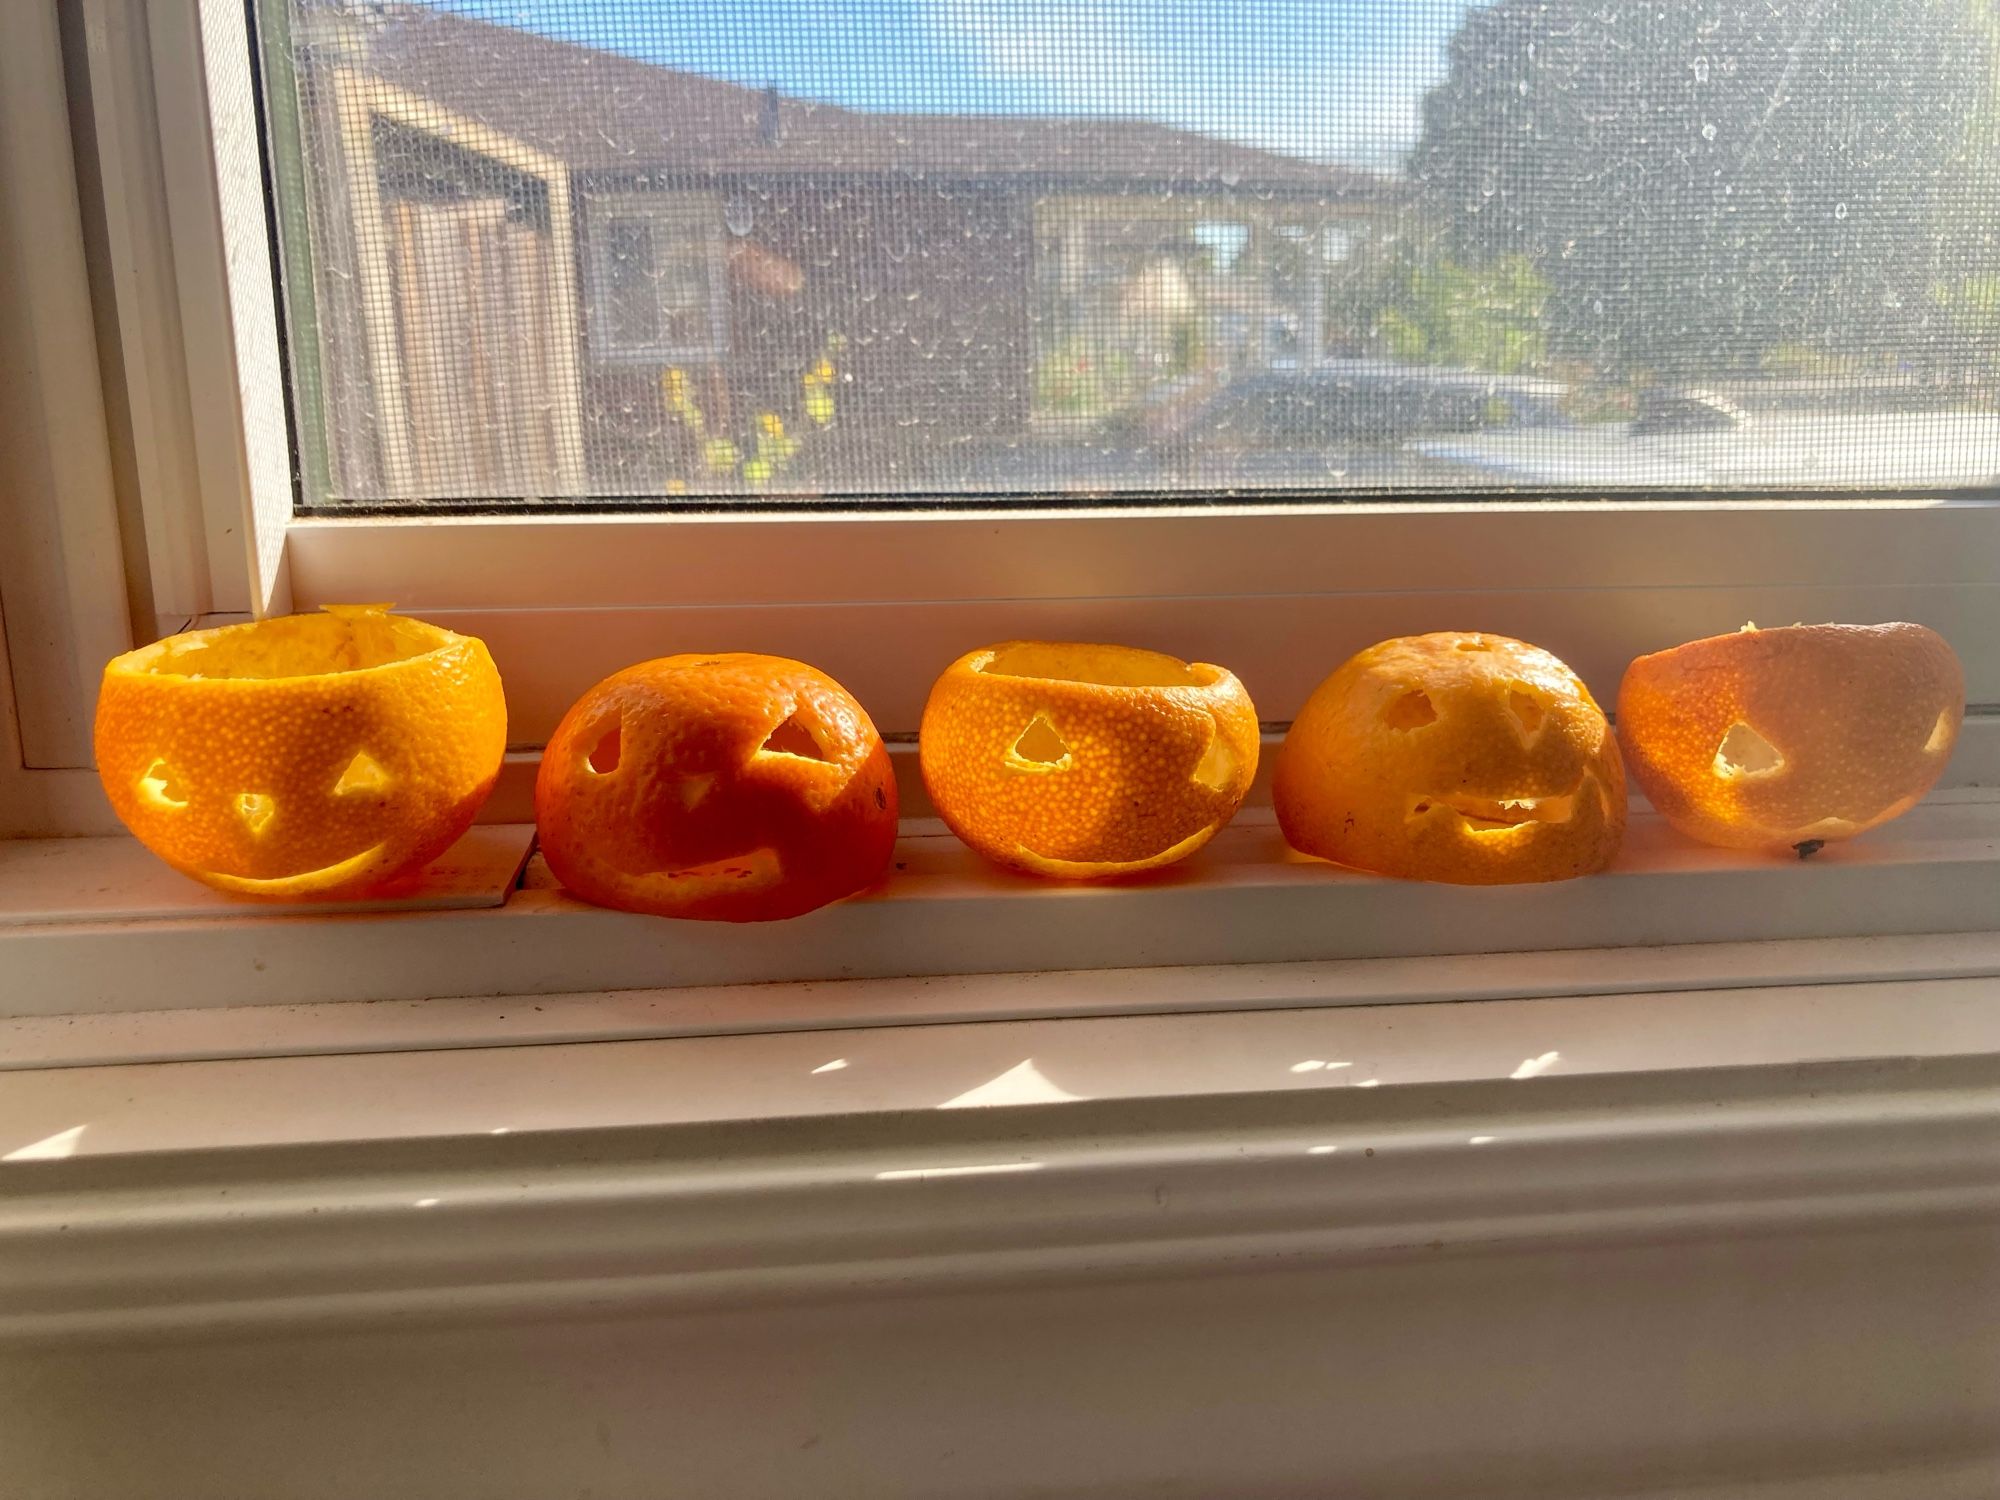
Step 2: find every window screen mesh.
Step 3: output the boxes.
[256,0,2000,506]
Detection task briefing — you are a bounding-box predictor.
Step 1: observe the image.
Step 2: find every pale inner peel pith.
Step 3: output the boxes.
[196,842,391,896]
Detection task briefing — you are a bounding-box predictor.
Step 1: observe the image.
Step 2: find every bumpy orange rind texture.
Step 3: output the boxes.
[919,642,1259,878]
[1618,622,1963,851]
[535,653,897,921]
[94,605,506,899]
[1275,632,1625,885]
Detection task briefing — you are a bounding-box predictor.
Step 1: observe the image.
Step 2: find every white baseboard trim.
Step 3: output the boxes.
[8,1024,2000,1498]
[8,1051,2000,1345]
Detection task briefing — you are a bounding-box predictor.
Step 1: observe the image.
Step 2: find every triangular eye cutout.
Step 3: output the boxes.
[1381,690,1437,730]
[1191,724,1238,792]
[1713,722,1784,779]
[586,724,622,775]
[334,751,391,795]
[760,711,830,762]
[1007,715,1073,772]
[136,759,188,810]
[1507,689,1545,741]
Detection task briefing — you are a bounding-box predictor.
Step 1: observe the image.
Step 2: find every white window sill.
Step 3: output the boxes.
[4,967,2000,1357]
[4,788,1998,1267]
[6,791,1999,1028]
[4,955,2000,1156]
[5,788,1996,1299]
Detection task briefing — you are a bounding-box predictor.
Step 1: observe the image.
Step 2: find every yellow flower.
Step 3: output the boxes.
[664,369,705,433]
[759,411,785,438]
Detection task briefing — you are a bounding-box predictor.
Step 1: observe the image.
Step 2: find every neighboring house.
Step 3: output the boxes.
[288,3,1402,498]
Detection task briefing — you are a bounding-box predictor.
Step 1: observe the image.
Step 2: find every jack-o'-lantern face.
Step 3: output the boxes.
[534,654,898,921]
[919,642,1261,878]
[1618,622,1964,851]
[94,607,507,899]
[1274,633,1626,884]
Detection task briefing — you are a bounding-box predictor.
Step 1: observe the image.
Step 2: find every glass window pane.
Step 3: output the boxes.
[598,218,662,349]
[254,1,2000,507]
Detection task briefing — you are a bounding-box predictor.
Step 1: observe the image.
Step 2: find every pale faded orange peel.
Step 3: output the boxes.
[1618,622,1963,851]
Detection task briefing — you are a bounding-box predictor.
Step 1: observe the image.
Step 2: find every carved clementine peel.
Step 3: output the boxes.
[94,606,506,899]
[1275,632,1625,884]
[1618,622,1963,851]
[920,642,1259,878]
[535,654,897,920]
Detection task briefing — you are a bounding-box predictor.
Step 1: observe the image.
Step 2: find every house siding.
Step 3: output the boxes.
[574,174,1035,496]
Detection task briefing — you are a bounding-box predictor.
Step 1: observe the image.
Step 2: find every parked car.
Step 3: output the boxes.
[1629,387,1744,436]
[1417,385,2000,490]
[1148,362,1573,490]
[942,362,1575,495]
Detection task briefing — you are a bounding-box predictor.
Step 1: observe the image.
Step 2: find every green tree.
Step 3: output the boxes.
[1376,253,1550,375]
[1933,2,2000,372]
[1411,0,1997,378]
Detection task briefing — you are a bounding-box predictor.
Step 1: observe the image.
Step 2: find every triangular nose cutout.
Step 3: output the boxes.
[236,792,277,836]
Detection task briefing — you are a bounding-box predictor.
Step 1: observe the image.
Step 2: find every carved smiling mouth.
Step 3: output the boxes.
[626,847,786,893]
[1011,823,1220,878]
[1409,781,1596,833]
[200,842,390,895]
[656,849,783,885]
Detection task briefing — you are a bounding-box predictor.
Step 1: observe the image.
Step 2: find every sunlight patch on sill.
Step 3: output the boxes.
[4,1123,88,1160]
[875,1161,1044,1182]
[937,1059,1086,1108]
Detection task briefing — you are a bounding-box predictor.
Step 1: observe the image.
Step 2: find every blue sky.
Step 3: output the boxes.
[427,1,1477,171]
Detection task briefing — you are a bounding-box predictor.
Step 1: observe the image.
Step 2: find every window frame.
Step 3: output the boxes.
[0,0,139,835]
[281,501,2000,750]
[5,0,1999,827]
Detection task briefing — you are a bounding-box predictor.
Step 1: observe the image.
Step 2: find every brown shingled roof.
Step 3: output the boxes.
[337,4,1393,195]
